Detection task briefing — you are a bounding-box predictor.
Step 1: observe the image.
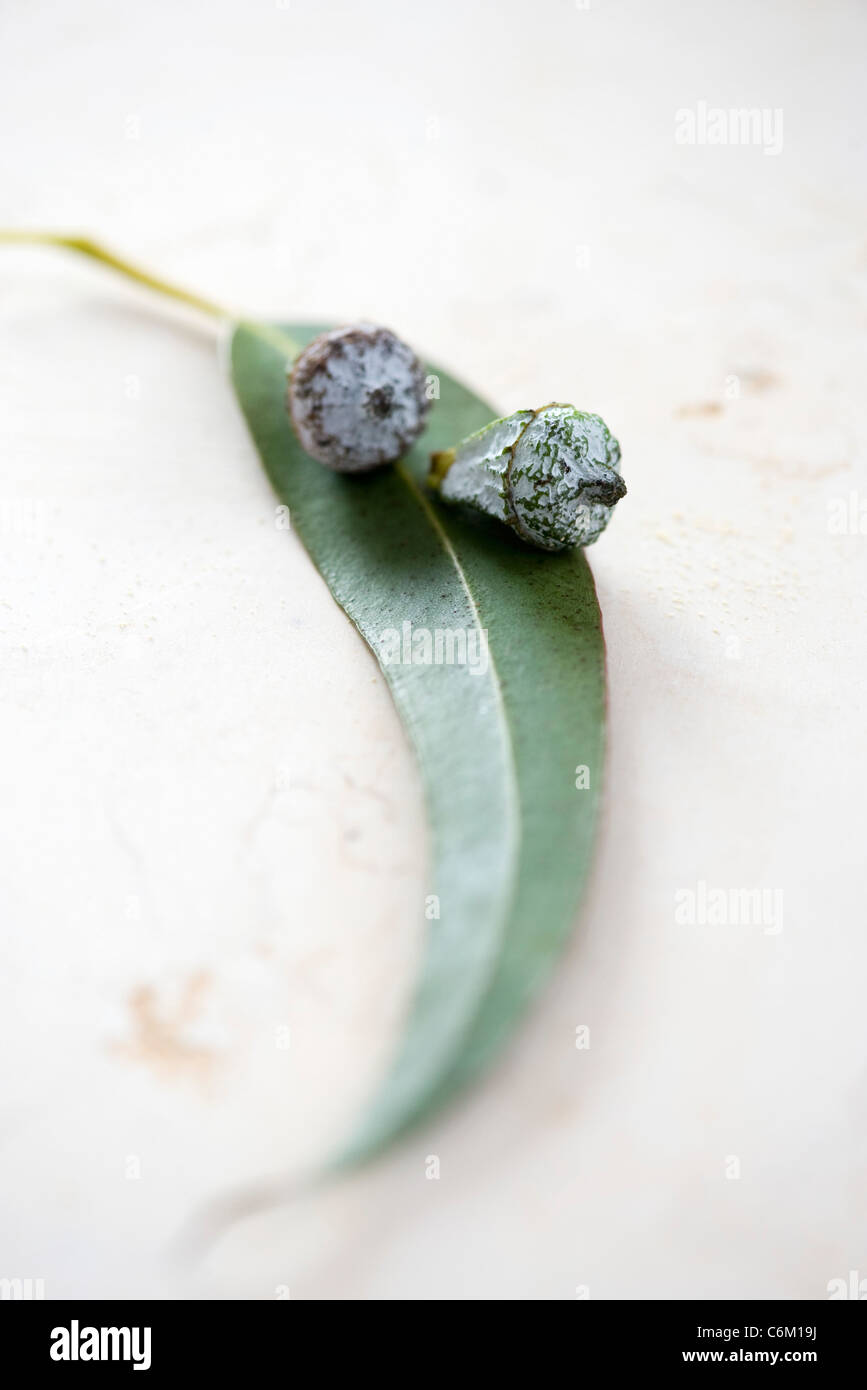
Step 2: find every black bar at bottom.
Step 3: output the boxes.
[0,1297,862,1374]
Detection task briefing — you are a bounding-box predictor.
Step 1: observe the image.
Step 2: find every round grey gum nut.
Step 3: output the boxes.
[287,324,430,473]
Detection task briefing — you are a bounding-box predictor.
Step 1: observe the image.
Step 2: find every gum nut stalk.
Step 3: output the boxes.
[428,403,626,551]
[287,323,431,472]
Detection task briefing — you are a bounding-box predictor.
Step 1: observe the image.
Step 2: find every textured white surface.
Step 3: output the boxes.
[1,0,865,1299]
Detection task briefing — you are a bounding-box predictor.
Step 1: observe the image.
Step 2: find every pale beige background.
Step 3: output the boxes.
[1,0,865,1299]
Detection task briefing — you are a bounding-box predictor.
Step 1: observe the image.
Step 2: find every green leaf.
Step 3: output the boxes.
[230,324,606,1167]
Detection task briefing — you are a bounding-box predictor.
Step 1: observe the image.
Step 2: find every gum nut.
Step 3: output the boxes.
[509,405,625,550]
[287,323,431,472]
[430,404,625,551]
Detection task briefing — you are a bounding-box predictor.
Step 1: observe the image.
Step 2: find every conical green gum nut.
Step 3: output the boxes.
[428,404,625,551]
[509,405,625,550]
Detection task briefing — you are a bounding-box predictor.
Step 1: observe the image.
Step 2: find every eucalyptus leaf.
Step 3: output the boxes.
[230,324,606,1167]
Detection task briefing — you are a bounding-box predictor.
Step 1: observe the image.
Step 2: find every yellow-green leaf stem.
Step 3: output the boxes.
[0,230,301,360]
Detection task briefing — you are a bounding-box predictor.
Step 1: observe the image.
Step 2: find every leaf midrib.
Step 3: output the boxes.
[393,458,523,927]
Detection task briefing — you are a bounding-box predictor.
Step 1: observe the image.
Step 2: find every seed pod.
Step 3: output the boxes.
[429,403,625,551]
[287,323,430,472]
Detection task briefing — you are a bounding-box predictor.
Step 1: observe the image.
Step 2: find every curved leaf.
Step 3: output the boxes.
[230,324,606,1167]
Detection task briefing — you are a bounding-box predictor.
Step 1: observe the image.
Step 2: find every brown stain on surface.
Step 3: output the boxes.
[111,970,219,1087]
[676,401,724,419]
[675,372,780,421]
[737,367,779,393]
